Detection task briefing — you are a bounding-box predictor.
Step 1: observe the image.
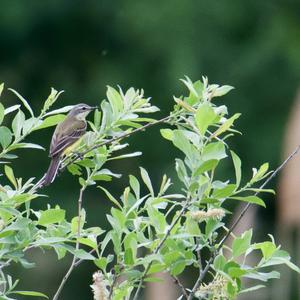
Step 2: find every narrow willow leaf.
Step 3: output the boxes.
[129,175,140,199]
[214,85,234,97]
[0,83,4,97]
[35,114,66,130]
[8,88,34,117]
[195,103,216,135]
[0,126,12,148]
[231,150,241,188]
[4,104,21,115]
[0,103,4,125]
[4,165,17,188]
[98,186,122,209]
[230,196,265,207]
[213,113,241,138]
[160,128,173,141]
[12,110,25,138]
[12,291,48,298]
[140,167,154,196]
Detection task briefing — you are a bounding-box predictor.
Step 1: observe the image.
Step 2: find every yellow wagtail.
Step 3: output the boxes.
[43,103,96,186]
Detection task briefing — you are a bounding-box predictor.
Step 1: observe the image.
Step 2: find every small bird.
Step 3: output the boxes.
[43,103,96,186]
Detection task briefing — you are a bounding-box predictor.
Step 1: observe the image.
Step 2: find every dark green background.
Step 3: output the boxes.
[1,1,300,299]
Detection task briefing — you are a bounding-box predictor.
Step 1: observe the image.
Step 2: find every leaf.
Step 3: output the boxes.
[230,195,266,207]
[0,126,12,148]
[129,175,140,199]
[232,229,252,257]
[12,110,25,138]
[214,254,226,271]
[12,291,48,298]
[109,151,142,160]
[4,165,17,188]
[231,150,241,187]
[140,167,154,196]
[36,114,66,130]
[44,105,73,116]
[251,163,269,184]
[0,103,4,125]
[170,260,186,276]
[239,285,265,294]
[107,86,123,116]
[4,104,21,115]
[160,128,173,141]
[212,184,236,199]
[98,186,122,209]
[194,159,218,176]
[9,88,34,117]
[213,113,241,138]
[214,85,234,97]
[38,209,66,226]
[244,271,280,282]
[254,241,277,260]
[195,103,217,135]
[202,142,227,161]
[0,83,4,97]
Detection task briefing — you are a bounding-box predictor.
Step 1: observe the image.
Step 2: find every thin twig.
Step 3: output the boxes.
[108,270,118,300]
[60,114,173,173]
[172,275,189,299]
[52,187,85,300]
[195,238,202,276]
[132,200,190,300]
[187,144,300,299]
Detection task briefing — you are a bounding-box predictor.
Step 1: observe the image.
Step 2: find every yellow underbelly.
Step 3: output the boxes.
[62,137,82,156]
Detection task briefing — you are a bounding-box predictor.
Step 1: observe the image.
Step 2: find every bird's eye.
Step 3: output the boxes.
[82,107,87,110]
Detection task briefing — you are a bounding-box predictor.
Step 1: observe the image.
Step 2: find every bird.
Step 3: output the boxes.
[43,103,96,186]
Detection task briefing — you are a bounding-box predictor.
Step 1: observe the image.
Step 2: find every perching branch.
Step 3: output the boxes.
[172,275,189,299]
[52,187,85,300]
[187,143,300,299]
[60,114,174,172]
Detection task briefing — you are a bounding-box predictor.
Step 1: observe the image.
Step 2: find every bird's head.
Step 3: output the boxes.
[69,103,97,120]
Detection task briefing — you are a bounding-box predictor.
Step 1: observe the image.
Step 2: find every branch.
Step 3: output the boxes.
[60,114,173,173]
[172,275,189,299]
[52,187,85,300]
[132,200,190,300]
[187,144,300,299]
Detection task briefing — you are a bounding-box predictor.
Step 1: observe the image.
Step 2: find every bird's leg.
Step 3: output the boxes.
[72,151,84,160]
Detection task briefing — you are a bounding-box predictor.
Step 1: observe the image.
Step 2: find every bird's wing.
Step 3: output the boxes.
[49,119,87,157]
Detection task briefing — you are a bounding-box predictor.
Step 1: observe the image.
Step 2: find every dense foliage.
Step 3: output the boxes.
[0,77,298,299]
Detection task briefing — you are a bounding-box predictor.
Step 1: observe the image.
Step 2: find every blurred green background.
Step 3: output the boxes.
[1,0,300,299]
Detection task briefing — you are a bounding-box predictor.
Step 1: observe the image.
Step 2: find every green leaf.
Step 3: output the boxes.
[12,110,25,138]
[231,151,241,187]
[0,83,4,97]
[213,113,241,137]
[228,267,247,278]
[0,126,12,148]
[94,257,108,271]
[38,209,66,226]
[170,260,186,276]
[140,167,154,196]
[147,263,165,275]
[160,128,173,141]
[250,163,269,184]
[98,186,122,209]
[195,103,216,135]
[185,217,201,236]
[4,104,21,115]
[239,285,265,294]
[214,85,234,97]
[129,175,140,199]
[214,254,226,271]
[232,229,252,257]
[12,291,48,298]
[124,248,134,265]
[254,241,277,260]
[202,142,227,161]
[194,159,218,176]
[0,103,4,125]
[9,88,34,117]
[212,184,236,199]
[107,86,123,116]
[36,114,66,130]
[4,165,17,188]
[230,196,265,207]
[244,271,280,282]
[172,130,194,160]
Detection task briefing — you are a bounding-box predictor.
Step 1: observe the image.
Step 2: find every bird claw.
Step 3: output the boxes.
[73,151,84,160]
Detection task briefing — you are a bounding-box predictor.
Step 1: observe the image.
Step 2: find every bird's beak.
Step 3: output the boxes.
[89,106,98,111]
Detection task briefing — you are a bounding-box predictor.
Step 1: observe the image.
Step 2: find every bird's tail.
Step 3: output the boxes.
[43,156,61,186]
